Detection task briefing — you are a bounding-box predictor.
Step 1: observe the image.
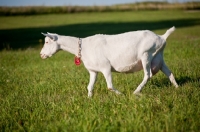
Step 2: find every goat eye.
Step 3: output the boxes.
[45,42,48,44]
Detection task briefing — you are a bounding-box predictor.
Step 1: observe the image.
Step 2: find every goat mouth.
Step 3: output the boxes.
[41,54,48,59]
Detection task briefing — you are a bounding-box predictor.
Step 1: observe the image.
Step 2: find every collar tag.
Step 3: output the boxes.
[75,56,81,65]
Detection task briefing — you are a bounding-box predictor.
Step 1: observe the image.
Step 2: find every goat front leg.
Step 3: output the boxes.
[102,69,122,95]
[87,70,98,97]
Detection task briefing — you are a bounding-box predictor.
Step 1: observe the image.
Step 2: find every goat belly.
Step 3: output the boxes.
[114,60,143,73]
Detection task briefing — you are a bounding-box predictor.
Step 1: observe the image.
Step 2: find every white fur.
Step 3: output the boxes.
[40,26,178,97]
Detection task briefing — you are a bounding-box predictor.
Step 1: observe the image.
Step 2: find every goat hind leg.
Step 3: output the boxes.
[134,54,152,94]
[161,62,178,88]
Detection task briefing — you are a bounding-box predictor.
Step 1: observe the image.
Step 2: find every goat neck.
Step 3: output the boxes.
[57,35,80,56]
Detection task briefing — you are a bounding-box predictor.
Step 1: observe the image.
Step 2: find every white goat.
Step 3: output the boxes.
[40,26,178,97]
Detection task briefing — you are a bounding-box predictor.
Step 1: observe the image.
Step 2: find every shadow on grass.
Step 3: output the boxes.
[150,76,200,88]
[176,76,200,86]
[0,18,200,50]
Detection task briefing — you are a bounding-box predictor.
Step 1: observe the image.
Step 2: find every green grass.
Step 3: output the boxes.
[0,10,200,131]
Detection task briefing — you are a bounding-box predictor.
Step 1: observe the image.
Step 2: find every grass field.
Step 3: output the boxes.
[0,10,200,131]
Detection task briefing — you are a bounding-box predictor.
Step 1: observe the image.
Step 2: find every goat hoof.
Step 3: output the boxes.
[88,92,93,98]
[115,90,122,95]
[133,91,142,96]
[108,88,122,95]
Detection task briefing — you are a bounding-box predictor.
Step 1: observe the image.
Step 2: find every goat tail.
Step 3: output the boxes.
[162,26,175,40]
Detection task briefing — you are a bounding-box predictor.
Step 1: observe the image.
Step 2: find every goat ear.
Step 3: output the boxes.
[41,32,58,41]
[47,32,57,35]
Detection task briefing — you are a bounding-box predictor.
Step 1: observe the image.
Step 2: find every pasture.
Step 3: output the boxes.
[0,10,200,131]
